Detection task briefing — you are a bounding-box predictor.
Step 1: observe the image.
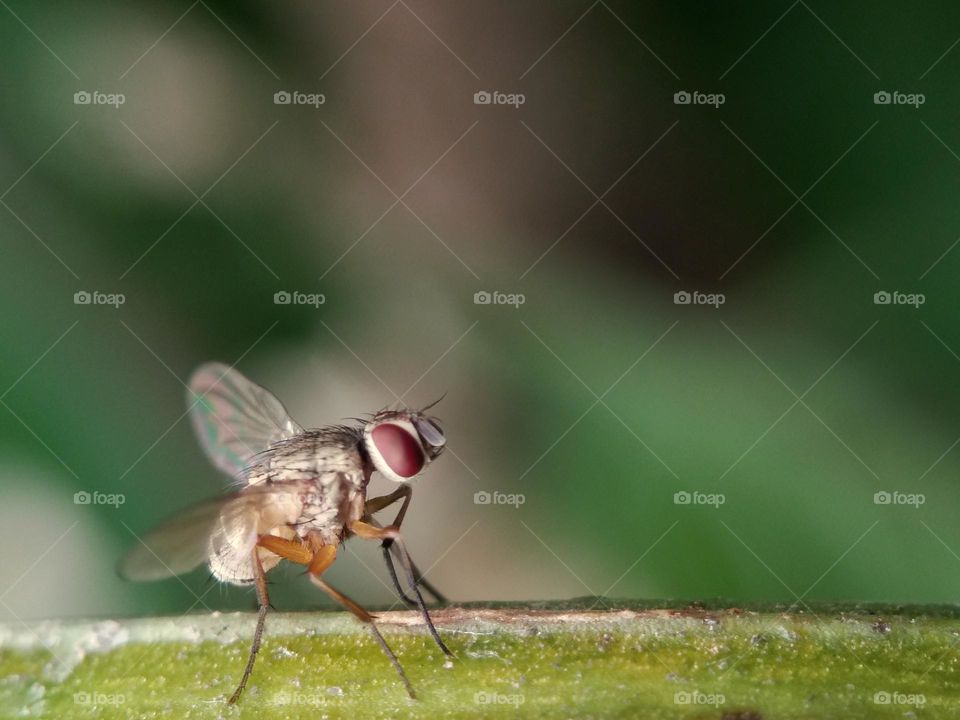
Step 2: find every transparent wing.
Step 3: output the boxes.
[118,481,312,582]
[187,362,304,479]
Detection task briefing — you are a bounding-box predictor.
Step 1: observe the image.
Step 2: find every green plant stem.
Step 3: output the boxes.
[2,599,959,719]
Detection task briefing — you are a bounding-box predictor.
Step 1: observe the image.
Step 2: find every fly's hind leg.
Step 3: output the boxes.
[227,535,314,704]
[306,541,416,699]
[228,549,270,704]
[364,485,448,605]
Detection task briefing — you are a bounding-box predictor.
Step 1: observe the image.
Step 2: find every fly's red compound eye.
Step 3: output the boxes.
[371,423,424,478]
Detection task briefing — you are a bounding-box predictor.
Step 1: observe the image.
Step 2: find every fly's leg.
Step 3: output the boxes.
[244,536,415,699]
[227,535,314,704]
[364,486,448,605]
[306,543,416,699]
[365,487,416,605]
[228,549,269,704]
[350,520,453,658]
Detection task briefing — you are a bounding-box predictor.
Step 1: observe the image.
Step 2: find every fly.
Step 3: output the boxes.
[119,362,452,702]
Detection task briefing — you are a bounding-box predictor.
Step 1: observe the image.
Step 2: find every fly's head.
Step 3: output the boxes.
[362,405,446,483]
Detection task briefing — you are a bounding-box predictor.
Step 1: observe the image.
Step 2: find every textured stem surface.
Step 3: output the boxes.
[2,599,959,719]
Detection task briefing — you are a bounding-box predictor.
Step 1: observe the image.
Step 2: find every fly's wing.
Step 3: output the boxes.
[118,482,311,582]
[187,362,304,479]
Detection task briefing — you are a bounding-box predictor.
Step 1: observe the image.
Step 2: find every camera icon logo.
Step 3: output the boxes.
[874,491,891,505]
[874,691,891,705]
[73,692,91,705]
[74,491,92,505]
[474,91,492,105]
[474,490,492,505]
[474,290,492,305]
[673,491,691,505]
[274,291,292,305]
[873,291,891,305]
[74,290,91,305]
[673,91,691,105]
[74,91,91,105]
[673,290,691,305]
[873,91,891,105]
[274,91,292,105]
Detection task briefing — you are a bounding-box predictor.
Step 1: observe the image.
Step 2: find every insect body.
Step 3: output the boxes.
[119,362,451,702]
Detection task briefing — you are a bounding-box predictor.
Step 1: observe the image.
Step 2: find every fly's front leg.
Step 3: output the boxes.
[350,521,452,658]
[364,485,448,605]
[365,486,416,605]
[364,484,412,518]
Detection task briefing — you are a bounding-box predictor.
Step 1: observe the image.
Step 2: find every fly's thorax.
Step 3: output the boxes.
[243,428,365,485]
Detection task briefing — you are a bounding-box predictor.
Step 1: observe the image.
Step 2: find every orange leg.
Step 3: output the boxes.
[302,536,415,698]
[228,535,332,704]
[257,534,314,565]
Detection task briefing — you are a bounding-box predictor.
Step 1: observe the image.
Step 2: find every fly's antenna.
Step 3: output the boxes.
[420,392,447,413]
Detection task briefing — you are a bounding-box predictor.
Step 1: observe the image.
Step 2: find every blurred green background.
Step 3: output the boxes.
[2,1,960,622]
